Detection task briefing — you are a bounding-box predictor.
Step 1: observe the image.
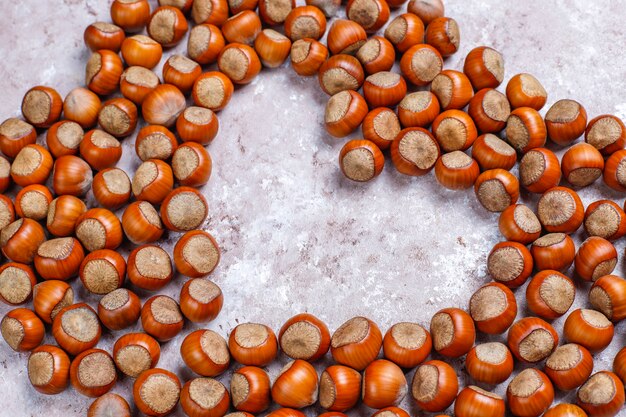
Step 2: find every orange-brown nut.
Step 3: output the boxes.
[473,169,519,213]
[80,249,126,295]
[46,120,84,158]
[142,84,187,127]
[121,201,164,245]
[88,393,131,417]
[113,332,160,378]
[433,151,480,190]
[327,19,366,55]
[589,274,626,322]
[181,378,230,417]
[585,114,626,155]
[545,343,593,391]
[531,233,576,272]
[63,88,102,129]
[21,86,63,128]
[181,329,230,376]
[430,308,475,358]
[28,345,70,395]
[0,263,36,306]
[188,24,225,65]
[506,73,547,110]
[430,70,473,111]
[111,0,151,32]
[362,71,407,108]
[258,0,296,25]
[75,208,123,252]
[52,303,102,356]
[545,99,588,146]
[1,308,44,351]
[519,148,561,193]
[468,88,510,133]
[254,29,292,68]
[15,184,53,221]
[537,186,584,233]
[390,127,440,176]
[284,6,327,41]
[330,316,382,371]
[318,54,365,96]
[411,360,458,412]
[231,366,271,413]
[407,0,443,23]
[85,50,123,96]
[192,0,229,26]
[561,142,604,188]
[465,342,514,385]
[472,134,516,172]
[172,142,212,187]
[218,43,262,84]
[0,118,37,158]
[32,280,74,324]
[34,237,85,281]
[356,36,395,75]
[432,110,477,152]
[505,107,547,153]
[425,17,459,57]
[10,144,53,187]
[121,35,163,69]
[324,90,368,138]
[564,309,614,354]
[463,46,505,90]
[290,38,328,76]
[498,204,541,244]
[319,365,361,412]
[346,0,388,32]
[229,323,278,366]
[506,368,554,417]
[163,54,202,94]
[98,288,141,331]
[339,140,384,182]
[1,218,46,264]
[160,187,209,232]
[584,200,626,241]
[132,159,174,204]
[576,371,625,417]
[383,322,431,369]
[526,270,576,320]
[487,241,533,288]
[469,282,517,334]
[92,168,131,210]
[384,14,424,53]
[179,278,223,323]
[84,22,125,53]
[98,97,138,138]
[507,317,558,363]
[278,313,331,362]
[133,368,181,416]
[192,71,234,111]
[399,44,442,86]
[575,236,617,282]
[141,295,184,342]
[147,6,189,47]
[128,245,173,291]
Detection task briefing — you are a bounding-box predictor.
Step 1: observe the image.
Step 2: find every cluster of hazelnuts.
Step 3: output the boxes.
[1,0,626,416]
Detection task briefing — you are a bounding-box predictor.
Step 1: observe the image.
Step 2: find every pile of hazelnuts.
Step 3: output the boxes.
[1,0,626,416]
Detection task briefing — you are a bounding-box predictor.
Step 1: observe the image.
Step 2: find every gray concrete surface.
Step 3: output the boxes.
[1,0,626,415]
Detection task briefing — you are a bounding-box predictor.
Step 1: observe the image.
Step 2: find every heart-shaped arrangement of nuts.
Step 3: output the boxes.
[1,0,626,416]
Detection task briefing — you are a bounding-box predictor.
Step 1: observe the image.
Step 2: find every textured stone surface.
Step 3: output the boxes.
[1,0,625,415]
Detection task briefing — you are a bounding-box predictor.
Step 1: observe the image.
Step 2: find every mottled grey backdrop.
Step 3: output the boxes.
[0,0,625,415]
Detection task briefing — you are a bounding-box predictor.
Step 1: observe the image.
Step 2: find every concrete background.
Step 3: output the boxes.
[1,0,626,415]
